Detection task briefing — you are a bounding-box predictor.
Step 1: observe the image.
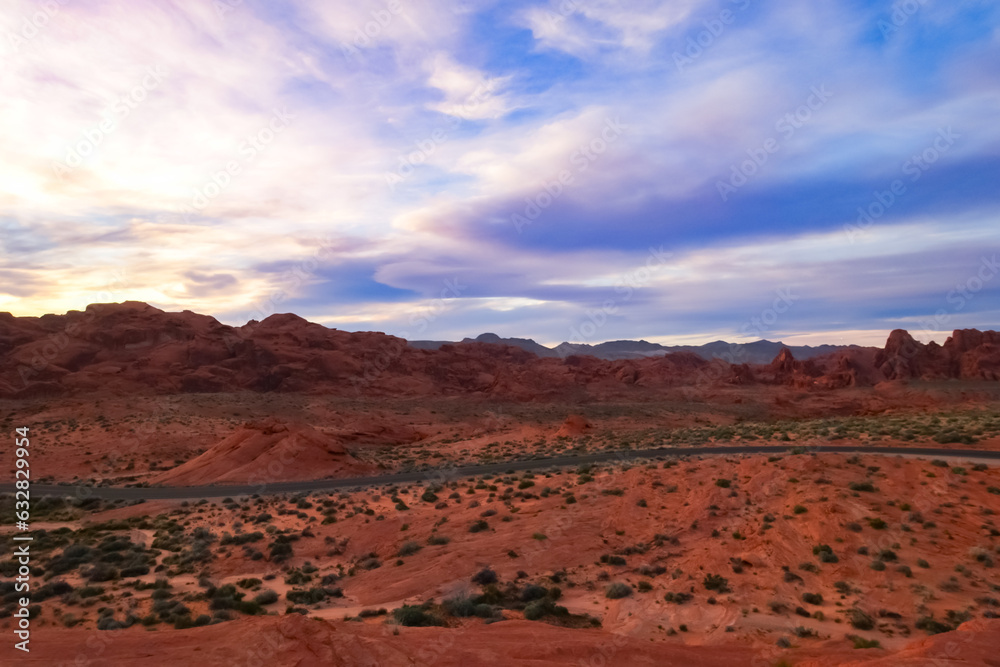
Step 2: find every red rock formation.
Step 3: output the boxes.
[1,303,997,399]
[152,417,371,486]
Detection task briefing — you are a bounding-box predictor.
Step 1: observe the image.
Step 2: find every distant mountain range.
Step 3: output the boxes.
[408,333,867,364]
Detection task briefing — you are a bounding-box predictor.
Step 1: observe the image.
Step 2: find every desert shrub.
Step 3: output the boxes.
[254,590,279,605]
[34,580,73,601]
[703,574,729,593]
[849,609,874,630]
[849,635,881,649]
[97,615,129,631]
[83,563,119,583]
[520,584,548,602]
[268,539,293,562]
[524,598,568,620]
[286,587,333,605]
[915,616,954,634]
[358,556,381,570]
[469,520,489,533]
[813,544,834,557]
[664,591,693,604]
[443,596,477,617]
[793,505,808,515]
[604,583,633,599]
[393,605,444,627]
[427,535,450,546]
[848,481,875,492]
[472,568,498,585]
[802,592,823,605]
[397,541,422,557]
[220,532,263,546]
[173,616,194,629]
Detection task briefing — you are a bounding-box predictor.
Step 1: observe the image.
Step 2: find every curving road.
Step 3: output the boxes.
[3,444,998,501]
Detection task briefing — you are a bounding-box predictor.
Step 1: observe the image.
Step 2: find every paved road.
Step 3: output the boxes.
[4,444,998,500]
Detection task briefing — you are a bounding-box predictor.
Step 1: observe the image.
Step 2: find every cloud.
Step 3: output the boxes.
[519,0,701,58]
[2,0,998,346]
[424,52,515,120]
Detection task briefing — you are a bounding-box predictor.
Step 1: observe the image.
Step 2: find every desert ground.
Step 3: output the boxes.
[2,305,1000,665]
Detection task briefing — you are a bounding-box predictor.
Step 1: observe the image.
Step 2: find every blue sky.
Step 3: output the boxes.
[1,0,998,346]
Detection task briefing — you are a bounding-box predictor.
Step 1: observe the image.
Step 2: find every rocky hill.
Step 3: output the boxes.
[1,303,997,400]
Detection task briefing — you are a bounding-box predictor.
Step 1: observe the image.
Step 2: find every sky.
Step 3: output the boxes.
[1,0,998,348]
